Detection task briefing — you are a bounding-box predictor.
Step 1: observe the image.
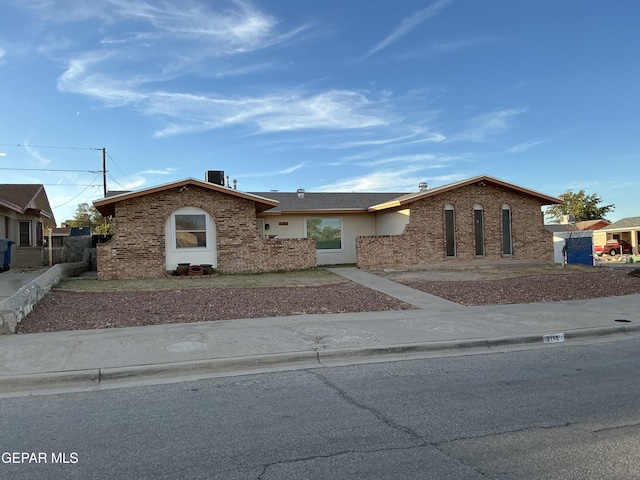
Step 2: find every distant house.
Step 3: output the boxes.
[594,217,640,255]
[92,174,561,280]
[0,184,56,268]
[575,219,610,231]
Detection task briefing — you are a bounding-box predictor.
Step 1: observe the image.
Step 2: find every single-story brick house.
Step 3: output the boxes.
[92,174,561,279]
[0,184,56,269]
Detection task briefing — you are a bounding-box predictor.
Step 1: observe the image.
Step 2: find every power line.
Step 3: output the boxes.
[41,184,102,187]
[106,172,129,191]
[0,143,100,151]
[0,167,102,173]
[106,151,135,187]
[2,142,137,199]
[52,173,103,209]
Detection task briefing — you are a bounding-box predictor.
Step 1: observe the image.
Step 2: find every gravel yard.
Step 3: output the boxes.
[14,263,640,334]
[396,269,640,306]
[16,282,413,334]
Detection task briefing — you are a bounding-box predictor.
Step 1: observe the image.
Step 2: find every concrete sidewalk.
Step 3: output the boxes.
[1,268,639,394]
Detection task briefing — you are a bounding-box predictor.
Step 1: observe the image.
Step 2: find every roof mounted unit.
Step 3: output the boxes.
[206,170,225,186]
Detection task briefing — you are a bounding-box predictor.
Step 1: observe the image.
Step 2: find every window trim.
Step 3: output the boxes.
[19,220,32,247]
[501,204,513,255]
[304,217,343,252]
[171,208,212,252]
[444,204,456,257]
[473,204,485,256]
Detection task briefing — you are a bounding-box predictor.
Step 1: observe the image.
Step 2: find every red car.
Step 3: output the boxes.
[594,239,632,256]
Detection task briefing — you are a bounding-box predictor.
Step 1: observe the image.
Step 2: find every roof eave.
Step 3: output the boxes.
[369,175,562,211]
[93,178,279,216]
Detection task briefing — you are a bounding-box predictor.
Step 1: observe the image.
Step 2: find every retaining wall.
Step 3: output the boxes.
[0,262,87,334]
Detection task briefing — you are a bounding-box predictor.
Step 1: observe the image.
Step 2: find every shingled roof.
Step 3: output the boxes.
[0,184,55,219]
[601,216,640,231]
[249,192,407,213]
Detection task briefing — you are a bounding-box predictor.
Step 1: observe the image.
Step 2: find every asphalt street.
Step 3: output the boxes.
[1,337,639,479]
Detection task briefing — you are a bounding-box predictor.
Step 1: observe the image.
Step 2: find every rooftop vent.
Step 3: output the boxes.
[297,188,305,198]
[418,182,428,192]
[206,170,225,186]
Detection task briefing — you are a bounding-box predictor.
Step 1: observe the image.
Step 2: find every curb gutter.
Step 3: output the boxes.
[2,325,639,395]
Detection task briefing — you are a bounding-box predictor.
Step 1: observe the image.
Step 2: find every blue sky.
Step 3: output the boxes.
[1,0,638,224]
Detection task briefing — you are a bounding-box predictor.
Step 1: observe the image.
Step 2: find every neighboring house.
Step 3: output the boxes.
[546,219,610,265]
[575,219,610,231]
[0,184,56,268]
[92,174,561,280]
[551,229,594,266]
[595,217,640,255]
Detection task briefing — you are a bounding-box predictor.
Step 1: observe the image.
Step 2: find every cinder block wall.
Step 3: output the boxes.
[97,186,316,279]
[357,183,554,269]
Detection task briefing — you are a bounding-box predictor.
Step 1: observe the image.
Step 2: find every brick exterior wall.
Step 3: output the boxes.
[97,186,316,279]
[357,183,554,270]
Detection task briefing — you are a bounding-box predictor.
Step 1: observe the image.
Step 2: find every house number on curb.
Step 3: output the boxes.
[543,333,565,343]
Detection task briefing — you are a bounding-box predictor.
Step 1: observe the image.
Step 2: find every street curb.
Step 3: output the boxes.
[315,324,640,362]
[2,325,639,394]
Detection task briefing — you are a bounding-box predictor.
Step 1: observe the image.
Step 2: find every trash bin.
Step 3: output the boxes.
[0,238,15,272]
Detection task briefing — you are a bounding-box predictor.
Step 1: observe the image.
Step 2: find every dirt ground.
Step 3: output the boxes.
[14,261,640,334]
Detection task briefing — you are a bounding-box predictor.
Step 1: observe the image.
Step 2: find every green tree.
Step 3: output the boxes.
[62,203,113,234]
[546,190,615,223]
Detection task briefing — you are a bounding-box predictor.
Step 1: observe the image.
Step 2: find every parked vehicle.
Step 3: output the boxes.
[594,239,632,256]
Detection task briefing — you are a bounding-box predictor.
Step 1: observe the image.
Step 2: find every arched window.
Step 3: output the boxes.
[501,204,512,255]
[444,204,456,257]
[172,207,212,250]
[473,204,485,256]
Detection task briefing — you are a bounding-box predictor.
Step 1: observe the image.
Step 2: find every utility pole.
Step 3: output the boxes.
[102,147,107,197]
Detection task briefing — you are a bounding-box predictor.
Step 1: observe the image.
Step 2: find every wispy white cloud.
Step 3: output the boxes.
[328,130,445,149]
[0,152,6,157]
[317,168,425,192]
[57,52,147,106]
[27,0,303,58]
[357,153,449,167]
[506,139,545,153]
[453,108,527,142]
[0,46,5,58]
[431,36,499,54]
[24,144,51,165]
[316,155,470,192]
[147,89,390,137]
[235,162,306,178]
[140,168,177,175]
[396,35,500,61]
[363,0,453,58]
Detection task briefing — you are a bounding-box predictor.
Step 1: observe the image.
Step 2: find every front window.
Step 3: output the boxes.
[444,204,456,257]
[19,221,31,246]
[36,221,44,247]
[306,218,342,251]
[502,205,512,255]
[473,205,485,256]
[175,214,207,249]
